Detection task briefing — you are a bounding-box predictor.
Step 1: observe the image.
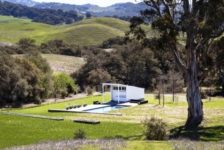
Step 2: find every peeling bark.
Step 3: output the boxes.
[185,43,203,129]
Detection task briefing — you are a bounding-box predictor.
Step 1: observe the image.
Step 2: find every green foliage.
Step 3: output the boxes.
[75,41,160,90]
[74,129,86,139]
[212,37,224,95]
[27,53,54,99]
[40,40,82,56]
[18,38,36,50]
[0,53,52,107]
[101,36,126,48]
[143,117,167,140]
[53,73,77,98]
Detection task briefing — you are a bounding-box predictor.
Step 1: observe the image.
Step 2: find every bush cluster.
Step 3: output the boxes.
[0,53,52,107]
[0,53,77,107]
[53,73,77,98]
[143,117,167,140]
[75,41,160,91]
[74,129,86,139]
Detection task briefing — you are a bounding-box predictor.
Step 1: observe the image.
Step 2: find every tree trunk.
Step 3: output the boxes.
[172,76,175,103]
[185,48,203,129]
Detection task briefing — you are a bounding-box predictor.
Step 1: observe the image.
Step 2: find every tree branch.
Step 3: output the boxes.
[172,45,187,72]
[183,0,190,15]
[144,0,162,17]
[210,28,224,39]
[161,0,173,19]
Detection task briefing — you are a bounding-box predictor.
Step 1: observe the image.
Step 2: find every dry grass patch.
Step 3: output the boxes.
[42,54,85,74]
[5,139,126,150]
[172,140,224,150]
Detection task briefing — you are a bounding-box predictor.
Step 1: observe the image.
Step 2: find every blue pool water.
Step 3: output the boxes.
[84,105,127,113]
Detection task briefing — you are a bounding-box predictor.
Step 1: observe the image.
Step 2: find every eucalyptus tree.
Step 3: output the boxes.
[139,0,224,129]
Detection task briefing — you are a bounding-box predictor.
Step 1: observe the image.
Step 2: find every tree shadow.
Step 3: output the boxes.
[170,125,224,141]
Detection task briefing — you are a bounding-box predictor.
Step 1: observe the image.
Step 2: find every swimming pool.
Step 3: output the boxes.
[84,105,127,113]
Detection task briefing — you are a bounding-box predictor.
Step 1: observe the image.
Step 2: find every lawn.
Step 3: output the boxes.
[1,94,224,149]
[11,94,224,125]
[0,113,143,149]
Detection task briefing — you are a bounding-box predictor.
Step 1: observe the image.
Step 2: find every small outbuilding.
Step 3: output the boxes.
[102,83,145,103]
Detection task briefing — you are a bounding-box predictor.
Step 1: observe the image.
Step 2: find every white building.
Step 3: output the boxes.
[102,83,145,103]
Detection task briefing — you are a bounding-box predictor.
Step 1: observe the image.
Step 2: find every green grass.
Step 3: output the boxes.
[10,94,224,125]
[0,113,143,149]
[0,16,130,46]
[12,95,109,115]
[125,141,172,150]
[1,94,224,149]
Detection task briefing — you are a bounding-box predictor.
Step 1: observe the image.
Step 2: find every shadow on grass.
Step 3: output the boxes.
[170,125,224,141]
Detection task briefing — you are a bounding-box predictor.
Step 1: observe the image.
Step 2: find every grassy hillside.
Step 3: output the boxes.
[42,54,85,74]
[0,16,130,46]
[14,54,85,74]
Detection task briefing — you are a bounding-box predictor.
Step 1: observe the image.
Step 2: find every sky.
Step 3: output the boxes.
[34,0,139,7]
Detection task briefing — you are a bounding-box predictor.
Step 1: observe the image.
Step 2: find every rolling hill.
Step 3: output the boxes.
[41,54,86,74]
[14,54,86,74]
[0,16,130,46]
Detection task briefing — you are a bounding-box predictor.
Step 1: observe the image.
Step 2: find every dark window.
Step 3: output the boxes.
[122,87,126,91]
[113,87,118,90]
[113,86,126,91]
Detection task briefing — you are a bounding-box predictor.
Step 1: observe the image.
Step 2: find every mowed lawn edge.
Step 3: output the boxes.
[0,113,143,149]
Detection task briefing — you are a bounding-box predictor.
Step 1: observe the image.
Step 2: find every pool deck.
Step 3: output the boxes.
[48,102,138,116]
[118,102,138,107]
[71,102,138,112]
[71,104,109,112]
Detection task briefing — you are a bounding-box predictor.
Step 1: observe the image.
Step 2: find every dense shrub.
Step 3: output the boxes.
[0,38,83,58]
[75,41,160,90]
[143,117,167,140]
[86,86,93,95]
[40,40,82,57]
[27,53,54,99]
[74,129,86,139]
[53,73,77,98]
[0,53,53,107]
[101,37,126,48]
[200,91,208,99]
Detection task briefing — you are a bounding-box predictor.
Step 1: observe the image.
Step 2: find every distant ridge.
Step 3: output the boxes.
[1,0,148,17]
[1,0,37,6]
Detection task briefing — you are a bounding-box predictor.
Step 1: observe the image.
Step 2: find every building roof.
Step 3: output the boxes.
[102,83,127,87]
[102,83,144,89]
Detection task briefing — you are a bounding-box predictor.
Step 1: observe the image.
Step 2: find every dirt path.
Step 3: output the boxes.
[22,94,87,108]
